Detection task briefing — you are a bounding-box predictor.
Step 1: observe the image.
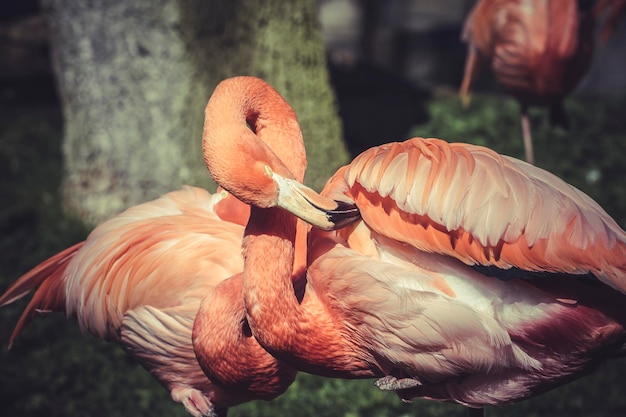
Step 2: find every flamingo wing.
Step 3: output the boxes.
[63,186,245,340]
[324,137,626,292]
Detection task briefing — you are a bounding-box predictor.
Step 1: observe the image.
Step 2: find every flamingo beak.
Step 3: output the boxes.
[272,172,360,231]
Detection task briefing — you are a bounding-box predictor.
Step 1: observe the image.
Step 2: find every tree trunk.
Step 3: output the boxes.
[43,0,348,224]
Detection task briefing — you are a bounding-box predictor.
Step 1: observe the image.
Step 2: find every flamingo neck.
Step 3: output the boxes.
[242,206,379,378]
[193,273,297,402]
[242,206,298,330]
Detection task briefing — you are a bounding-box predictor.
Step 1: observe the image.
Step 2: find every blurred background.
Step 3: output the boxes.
[1,0,626,416]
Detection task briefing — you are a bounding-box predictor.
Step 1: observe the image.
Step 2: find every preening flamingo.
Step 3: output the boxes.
[191,75,334,399]
[0,136,298,415]
[202,77,626,416]
[459,0,595,164]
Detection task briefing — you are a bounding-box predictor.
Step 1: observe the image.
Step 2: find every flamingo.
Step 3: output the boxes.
[201,77,626,416]
[0,77,328,417]
[459,0,595,164]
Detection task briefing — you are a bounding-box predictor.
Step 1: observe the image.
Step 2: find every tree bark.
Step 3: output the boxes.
[43,0,348,224]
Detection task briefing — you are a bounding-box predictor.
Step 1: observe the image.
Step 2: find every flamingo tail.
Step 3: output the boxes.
[0,242,84,347]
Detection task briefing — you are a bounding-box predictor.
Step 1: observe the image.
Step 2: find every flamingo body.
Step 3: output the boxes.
[200,77,626,412]
[305,137,626,406]
[0,185,296,417]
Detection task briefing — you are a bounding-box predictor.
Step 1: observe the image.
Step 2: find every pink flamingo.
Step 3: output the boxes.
[202,77,626,416]
[459,0,595,164]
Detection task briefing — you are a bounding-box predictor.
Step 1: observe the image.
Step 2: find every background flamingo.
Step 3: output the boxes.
[459,0,595,164]
[0,107,300,417]
[202,77,626,417]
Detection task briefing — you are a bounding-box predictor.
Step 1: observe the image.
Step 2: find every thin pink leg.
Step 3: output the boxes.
[520,109,535,165]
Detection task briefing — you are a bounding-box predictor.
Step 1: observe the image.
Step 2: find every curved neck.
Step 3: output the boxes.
[192,273,296,401]
[242,206,378,378]
[204,77,376,378]
[242,207,298,317]
[203,77,306,186]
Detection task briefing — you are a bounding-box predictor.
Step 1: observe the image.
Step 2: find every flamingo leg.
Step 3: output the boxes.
[459,45,480,109]
[520,106,535,165]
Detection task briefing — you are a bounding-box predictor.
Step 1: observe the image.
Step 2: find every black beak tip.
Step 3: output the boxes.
[326,200,361,229]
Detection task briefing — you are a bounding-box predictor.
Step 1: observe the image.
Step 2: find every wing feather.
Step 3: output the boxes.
[335,137,626,292]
